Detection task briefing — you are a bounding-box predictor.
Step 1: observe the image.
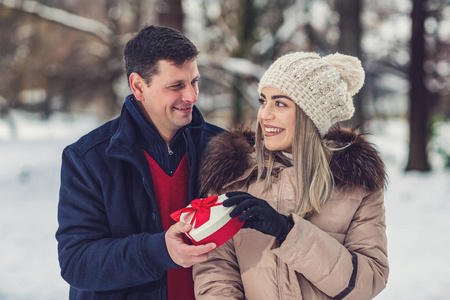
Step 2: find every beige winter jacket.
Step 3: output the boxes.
[193,127,389,300]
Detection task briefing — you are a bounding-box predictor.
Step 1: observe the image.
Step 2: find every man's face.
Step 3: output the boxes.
[133,59,200,143]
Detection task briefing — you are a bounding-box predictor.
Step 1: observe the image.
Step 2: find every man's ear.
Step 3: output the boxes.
[129,73,146,101]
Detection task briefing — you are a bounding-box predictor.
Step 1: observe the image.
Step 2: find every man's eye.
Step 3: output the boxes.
[192,79,199,85]
[258,98,266,105]
[171,83,183,89]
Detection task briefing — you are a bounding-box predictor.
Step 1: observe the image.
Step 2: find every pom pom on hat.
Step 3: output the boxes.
[322,53,364,96]
[258,51,365,137]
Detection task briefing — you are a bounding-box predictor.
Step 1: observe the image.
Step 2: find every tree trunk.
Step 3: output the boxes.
[406,0,430,171]
[158,0,183,32]
[232,0,258,124]
[337,0,364,130]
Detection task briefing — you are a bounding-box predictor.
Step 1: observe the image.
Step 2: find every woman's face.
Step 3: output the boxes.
[258,87,296,153]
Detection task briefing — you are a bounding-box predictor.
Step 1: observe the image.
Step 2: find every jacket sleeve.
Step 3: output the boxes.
[272,189,389,300]
[193,237,244,299]
[56,146,178,291]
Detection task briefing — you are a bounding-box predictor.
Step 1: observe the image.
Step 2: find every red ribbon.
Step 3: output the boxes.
[170,195,221,228]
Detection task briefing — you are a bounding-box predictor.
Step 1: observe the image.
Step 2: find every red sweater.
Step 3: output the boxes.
[144,152,194,300]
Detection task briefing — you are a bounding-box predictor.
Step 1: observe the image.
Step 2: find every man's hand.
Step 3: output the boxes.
[224,191,294,243]
[165,222,216,268]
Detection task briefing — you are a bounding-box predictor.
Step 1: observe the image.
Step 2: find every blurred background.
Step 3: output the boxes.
[0,0,449,299]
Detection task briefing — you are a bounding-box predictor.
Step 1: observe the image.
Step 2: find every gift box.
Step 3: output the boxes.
[170,194,244,247]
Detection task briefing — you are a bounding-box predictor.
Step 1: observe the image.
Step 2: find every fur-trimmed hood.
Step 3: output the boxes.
[199,126,387,196]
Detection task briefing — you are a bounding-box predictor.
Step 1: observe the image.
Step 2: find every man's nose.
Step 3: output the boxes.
[182,85,198,103]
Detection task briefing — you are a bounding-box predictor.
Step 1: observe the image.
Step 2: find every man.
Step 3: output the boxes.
[56,25,223,300]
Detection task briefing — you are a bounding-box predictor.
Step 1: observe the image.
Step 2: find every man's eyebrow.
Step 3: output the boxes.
[168,80,184,86]
[168,75,200,85]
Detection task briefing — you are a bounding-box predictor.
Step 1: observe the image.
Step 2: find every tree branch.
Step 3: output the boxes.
[0,0,113,43]
[197,55,265,78]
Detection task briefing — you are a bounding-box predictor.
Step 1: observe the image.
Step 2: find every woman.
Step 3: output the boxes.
[193,52,388,300]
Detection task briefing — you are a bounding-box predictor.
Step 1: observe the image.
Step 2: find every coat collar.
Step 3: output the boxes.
[199,126,387,196]
[107,94,205,158]
[105,94,208,201]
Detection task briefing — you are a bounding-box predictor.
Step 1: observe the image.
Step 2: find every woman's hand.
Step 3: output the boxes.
[224,191,294,243]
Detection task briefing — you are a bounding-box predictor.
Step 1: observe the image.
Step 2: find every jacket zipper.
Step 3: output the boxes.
[276,256,283,300]
[276,194,284,300]
[167,146,173,155]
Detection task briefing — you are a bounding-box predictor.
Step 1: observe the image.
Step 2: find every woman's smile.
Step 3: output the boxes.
[264,125,285,135]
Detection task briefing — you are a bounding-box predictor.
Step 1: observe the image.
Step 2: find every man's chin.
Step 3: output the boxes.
[174,116,192,128]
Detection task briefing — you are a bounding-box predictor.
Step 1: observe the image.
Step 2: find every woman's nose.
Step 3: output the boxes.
[259,104,274,120]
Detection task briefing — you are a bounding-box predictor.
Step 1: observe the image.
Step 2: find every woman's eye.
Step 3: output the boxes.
[258,98,266,105]
[276,101,287,107]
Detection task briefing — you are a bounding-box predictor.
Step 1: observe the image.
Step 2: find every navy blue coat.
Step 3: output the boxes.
[56,98,223,299]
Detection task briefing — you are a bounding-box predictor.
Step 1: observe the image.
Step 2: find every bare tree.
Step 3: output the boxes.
[159,0,183,31]
[189,0,306,124]
[0,0,158,119]
[406,0,431,171]
[337,0,364,129]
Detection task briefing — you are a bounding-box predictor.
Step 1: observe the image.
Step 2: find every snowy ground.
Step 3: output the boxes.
[0,111,449,299]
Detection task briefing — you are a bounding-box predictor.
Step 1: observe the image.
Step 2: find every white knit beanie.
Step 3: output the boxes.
[258,52,365,137]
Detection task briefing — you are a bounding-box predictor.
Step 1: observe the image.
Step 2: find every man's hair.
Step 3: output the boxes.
[123,25,199,85]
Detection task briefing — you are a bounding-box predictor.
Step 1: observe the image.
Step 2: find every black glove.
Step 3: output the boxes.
[224,191,294,243]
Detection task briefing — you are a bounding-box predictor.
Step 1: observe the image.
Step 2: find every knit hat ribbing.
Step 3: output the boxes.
[257,52,365,137]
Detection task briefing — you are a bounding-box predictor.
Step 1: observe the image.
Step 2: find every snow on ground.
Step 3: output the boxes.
[0,111,449,299]
[367,119,450,300]
[0,111,98,300]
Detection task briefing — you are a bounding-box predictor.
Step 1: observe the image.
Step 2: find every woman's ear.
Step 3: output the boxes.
[129,73,145,101]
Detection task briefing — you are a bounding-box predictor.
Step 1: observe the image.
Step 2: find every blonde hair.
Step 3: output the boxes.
[255,105,334,217]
